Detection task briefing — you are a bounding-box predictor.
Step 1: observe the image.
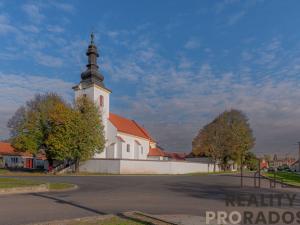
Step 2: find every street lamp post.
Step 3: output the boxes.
[240,153,243,188]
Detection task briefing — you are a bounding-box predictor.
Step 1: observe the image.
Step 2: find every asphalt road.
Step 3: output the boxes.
[0,174,299,225]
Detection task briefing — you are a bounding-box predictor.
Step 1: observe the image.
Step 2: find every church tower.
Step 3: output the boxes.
[73,33,111,142]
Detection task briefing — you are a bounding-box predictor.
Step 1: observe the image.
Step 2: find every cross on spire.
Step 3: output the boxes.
[90,32,94,44]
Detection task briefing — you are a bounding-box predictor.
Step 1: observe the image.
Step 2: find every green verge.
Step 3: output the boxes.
[69,217,151,225]
[0,169,9,175]
[187,170,239,176]
[0,178,43,188]
[0,177,75,190]
[263,171,300,187]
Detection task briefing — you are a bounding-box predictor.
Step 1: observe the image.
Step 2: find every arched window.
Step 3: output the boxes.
[141,146,143,154]
[99,95,104,107]
[126,144,130,152]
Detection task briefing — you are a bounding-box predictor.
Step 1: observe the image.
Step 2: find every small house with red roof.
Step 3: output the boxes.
[0,141,33,168]
[0,142,46,169]
[73,34,178,161]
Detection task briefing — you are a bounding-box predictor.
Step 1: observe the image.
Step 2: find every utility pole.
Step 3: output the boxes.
[240,153,243,188]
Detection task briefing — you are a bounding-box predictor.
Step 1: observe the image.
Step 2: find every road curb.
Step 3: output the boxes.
[47,184,78,192]
[0,184,78,195]
[0,184,48,195]
[123,211,179,225]
[23,215,115,225]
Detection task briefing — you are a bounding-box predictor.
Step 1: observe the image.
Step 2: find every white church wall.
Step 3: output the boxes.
[80,159,222,174]
[93,85,110,137]
[134,142,139,159]
[74,85,94,102]
[94,120,117,158]
[117,132,149,160]
[116,142,122,158]
[106,144,115,158]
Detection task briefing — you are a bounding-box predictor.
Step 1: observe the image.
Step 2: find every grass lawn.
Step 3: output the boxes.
[188,170,238,176]
[67,217,152,225]
[0,177,75,190]
[0,168,9,175]
[0,177,43,188]
[263,171,300,187]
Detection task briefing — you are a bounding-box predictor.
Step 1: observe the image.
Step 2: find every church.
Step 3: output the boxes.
[73,34,167,161]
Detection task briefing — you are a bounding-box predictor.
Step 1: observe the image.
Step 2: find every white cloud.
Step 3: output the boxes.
[47,25,64,33]
[215,0,240,14]
[0,73,73,138]
[99,33,300,155]
[107,31,119,39]
[22,24,39,33]
[227,11,245,26]
[116,64,300,155]
[178,57,193,69]
[50,2,75,13]
[0,14,9,23]
[184,38,201,49]
[34,52,64,67]
[22,3,45,23]
[241,51,252,61]
[0,14,16,35]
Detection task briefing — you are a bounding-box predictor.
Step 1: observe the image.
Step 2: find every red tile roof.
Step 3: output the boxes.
[165,152,186,161]
[109,113,154,141]
[148,147,166,157]
[0,142,15,155]
[0,142,33,157]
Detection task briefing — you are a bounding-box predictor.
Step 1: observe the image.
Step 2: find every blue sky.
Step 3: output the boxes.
[1,0,300,156]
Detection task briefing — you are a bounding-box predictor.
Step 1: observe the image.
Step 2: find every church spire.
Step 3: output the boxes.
[90,32,94,44]
[80,33,105,87]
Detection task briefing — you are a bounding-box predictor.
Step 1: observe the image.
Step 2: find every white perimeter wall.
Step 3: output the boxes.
[80,159,221,174]
[80,159,121,174]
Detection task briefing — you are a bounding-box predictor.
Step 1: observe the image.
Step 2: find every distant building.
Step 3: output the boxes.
[269,154,296,168]
[0,142,46,169]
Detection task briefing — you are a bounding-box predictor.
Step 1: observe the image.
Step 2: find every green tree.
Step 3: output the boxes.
[244,152,258,171]
[192,109,255,171]
[192,119,225,171]
[45,100,75,161]
[222,109,255,167]
[8,93,69,163]
[71,96,105,172]
[8,93,105,172]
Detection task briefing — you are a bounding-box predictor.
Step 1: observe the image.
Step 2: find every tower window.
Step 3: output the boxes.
[99,95,104,107]
[126,144,130,152]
